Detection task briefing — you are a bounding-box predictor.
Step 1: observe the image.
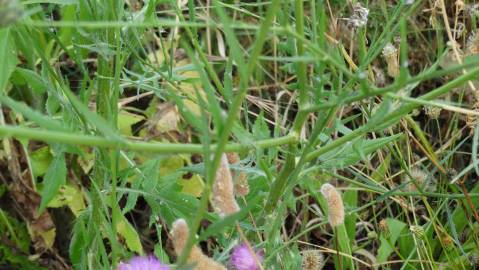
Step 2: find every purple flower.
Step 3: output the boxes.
[230,244,264,270]
[117,255,170,270]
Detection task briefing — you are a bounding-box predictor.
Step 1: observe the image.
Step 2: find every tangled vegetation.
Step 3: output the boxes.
[0,0,479,269]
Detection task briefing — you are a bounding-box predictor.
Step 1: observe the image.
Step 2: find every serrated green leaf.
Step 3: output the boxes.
[319,134,401,169]
[14,68,48,94]
[0,28,18,93]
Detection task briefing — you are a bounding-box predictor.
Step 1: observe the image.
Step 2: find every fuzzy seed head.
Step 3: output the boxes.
[301,249,324,270]
[171,219,189,255]
[226,153,250,196]
[212,154,240,217]
[171,219,226,270]
[404,168,436,192]
[320,183,345,227]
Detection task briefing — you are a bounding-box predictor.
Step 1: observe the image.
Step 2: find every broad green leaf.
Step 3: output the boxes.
[377,218,407,263]
[0,28,18,93]
[39,153,67,213]
[343,188,358,241]
[117,217,143,254]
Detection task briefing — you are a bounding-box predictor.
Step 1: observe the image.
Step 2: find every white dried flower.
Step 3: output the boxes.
[466,30,479,55]
[453,22,466,39]
[382,43,399,78]
[424,105,442,119]
[347,3,369,28]
[0,0,23,27]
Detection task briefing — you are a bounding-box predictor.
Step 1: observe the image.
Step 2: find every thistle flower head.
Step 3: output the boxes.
[230,244,264,270]
[118,255,170,270]
[320,183,345,227]
[0,0,23,27]
[301,249,324,270]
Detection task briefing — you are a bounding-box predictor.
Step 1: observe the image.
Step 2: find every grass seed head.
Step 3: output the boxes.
[226,153,250,196]
[320,183,345,227]
[212,154,241,217]
[410,225,425,240]
[171,219,226,270]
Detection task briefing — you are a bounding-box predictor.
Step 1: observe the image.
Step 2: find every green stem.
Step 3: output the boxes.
[263,0,310,217]
[0,125,297,154]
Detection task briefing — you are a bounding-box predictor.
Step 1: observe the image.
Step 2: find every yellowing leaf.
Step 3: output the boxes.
[178,174,204,197]
[118,110,144,136]
[160,155,205,197]
[175,60,206,117]
[29,146,53,178]
[28,224,56,249]
[40,228,56,249]
[160,155,184,176]
[155,106,180,133]
[47,184,86,217]
[117,217,143,254]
